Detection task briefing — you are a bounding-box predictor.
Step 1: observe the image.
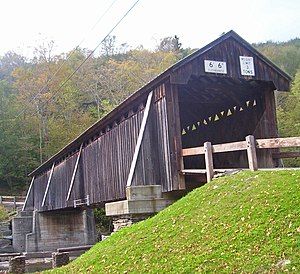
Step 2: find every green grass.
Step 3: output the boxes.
[48,170,300,273]
[0,205,8,222]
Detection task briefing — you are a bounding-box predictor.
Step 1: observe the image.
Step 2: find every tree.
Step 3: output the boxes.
[254,38,300,77]
[0,52,26,83]
[157,35,181,52]
[0,80,38,192]
[101,35,117,57]
[277,70,300,166]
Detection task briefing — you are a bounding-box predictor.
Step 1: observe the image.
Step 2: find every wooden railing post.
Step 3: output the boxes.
[204,142,214,182]
[246,135,258,171]
[13,196,16,210]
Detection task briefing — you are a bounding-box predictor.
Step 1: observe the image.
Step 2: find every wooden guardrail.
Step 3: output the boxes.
[0,252,22,258]
[182,136,300,182]
[0,196,25,210]
[57,245,93,253]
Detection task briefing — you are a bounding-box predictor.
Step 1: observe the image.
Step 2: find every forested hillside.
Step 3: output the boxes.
[254,39,300,167]
[0,36,299,193]
[254,38,300,77]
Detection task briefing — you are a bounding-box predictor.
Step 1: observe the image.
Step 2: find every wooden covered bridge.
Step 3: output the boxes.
[16,31,297,252]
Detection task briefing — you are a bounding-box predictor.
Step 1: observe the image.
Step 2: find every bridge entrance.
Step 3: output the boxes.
[177,76,279,188]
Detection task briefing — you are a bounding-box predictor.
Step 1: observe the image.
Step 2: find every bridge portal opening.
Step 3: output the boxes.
[177,75,278,185]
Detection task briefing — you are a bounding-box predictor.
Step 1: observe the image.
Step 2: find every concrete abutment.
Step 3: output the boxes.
[12,208,96,253]
[11,186,173,253]
[105,185,174,232]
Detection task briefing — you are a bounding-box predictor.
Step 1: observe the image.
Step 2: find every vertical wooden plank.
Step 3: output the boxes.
[265,87,279,138]
[160,93,172,190]
[165,82,185,190]
[13,196,16,210]
[127,91,153,187]
[246,135,258,171]
[145,105,160,186]
[22,176,35,211]
[265,86,281,167]
[170,83,185,189]
[204,142,214,182]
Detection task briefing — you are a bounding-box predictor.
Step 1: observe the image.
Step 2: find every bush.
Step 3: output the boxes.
[0,205,8,222]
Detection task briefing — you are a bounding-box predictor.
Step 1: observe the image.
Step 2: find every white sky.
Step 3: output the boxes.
[0,0,299,57]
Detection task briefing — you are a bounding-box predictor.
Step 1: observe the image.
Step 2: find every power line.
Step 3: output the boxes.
[1,0,140,122]
[15,0,118,119]
[38,0,140,111]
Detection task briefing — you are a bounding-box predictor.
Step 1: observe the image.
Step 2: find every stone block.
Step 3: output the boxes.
[112,213,152,232]
[105,198,173,216]
[126,185,162,200]
[9,256,25,274]
[23,251,52,259]
[52,252,69,268]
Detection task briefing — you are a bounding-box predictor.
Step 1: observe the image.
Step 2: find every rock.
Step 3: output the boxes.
[276,259,291,268]
[101,235,110,241]
[52,252,69,268]
[8,256,25,274]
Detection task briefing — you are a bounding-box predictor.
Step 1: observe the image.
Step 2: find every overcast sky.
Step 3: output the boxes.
[1,0,299,57]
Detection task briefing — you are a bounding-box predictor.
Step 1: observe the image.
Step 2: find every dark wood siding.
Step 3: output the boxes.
[32,172,48,211]
[25,84,178,212]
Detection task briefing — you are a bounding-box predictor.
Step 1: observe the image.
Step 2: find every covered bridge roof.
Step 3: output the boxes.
[30,30,291,177]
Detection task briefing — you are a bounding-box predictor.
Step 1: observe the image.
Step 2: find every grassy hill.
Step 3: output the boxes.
[48,170,300,273]
[0,205,8,222]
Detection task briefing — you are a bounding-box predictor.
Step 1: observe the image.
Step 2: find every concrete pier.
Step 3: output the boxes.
[12,208,96,253]
[12,211,33,252]
[25,208,96,252]
[105,185,173,231]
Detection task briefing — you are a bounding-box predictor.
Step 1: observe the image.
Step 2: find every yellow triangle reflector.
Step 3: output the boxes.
[253,100,257,106]
[182,129,186,135]
[215,114,219,121]
[197,121,201,126]
[192,124,196,130]
[233,106,237,111]
[221,111,225,116]
[203,119,208,125]
[227,109,232,116]
[187,126,190,130]
[208,116,212,121]
[240,107,243,111]
[246,101,250,107]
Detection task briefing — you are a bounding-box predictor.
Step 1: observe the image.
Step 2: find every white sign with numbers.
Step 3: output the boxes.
[239,56,255,76]
[204,60,227,74]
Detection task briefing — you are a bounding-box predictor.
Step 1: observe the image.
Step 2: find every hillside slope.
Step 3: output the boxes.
[48,170,300,273]
[0,205,8,222]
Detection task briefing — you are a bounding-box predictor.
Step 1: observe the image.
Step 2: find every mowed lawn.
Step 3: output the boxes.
[46,170,300,273]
